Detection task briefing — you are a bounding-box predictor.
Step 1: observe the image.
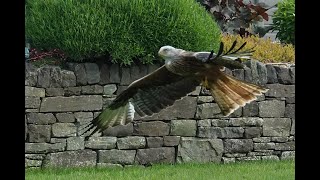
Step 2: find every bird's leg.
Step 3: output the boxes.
[235,58,242,63]
[207,50,214,62]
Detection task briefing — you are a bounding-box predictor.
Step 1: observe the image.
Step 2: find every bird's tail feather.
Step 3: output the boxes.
[203,71,268,116]
[79,101,135,137]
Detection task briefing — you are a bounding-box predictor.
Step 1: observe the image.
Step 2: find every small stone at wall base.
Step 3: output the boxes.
[274,142,295,151]
[42,150,96,168]
[25,159,42,167]
[222,157,235,164]
[281,151,295,160]
[98,149,136,165]
[224,153,246,158]
[224,139,253,153]
[96,163,123,168]
[135,147,175,165]
[177,137,223,163]
[236,156,261,161]
[261,155,279,161]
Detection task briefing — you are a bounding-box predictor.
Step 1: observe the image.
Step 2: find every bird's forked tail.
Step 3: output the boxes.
[202,70,268,116]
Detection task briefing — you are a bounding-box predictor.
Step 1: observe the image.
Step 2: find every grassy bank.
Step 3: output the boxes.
[26,159,294,180]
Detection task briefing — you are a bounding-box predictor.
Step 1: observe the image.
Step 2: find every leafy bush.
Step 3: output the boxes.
[221,34,295,63]
[272,0,295,45]
[197,0,275,37]
[26,0,221,65]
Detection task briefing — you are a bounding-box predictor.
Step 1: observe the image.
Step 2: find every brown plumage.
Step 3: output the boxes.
[199,66,267,116]
[79,41,268,137]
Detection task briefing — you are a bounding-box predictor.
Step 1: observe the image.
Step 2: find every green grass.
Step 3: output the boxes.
[26,160,294,180]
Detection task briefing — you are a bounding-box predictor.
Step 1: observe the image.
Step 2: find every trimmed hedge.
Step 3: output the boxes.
[26,0,221,65]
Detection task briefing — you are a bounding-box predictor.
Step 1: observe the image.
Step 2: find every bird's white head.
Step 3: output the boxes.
[158,45,181,60]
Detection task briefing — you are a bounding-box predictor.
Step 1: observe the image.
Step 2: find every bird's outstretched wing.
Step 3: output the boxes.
[80,65,200,136]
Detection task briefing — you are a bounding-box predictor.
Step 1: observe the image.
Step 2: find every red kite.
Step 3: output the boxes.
[81,41,268,136]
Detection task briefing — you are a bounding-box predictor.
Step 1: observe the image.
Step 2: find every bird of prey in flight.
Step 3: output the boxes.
[81,41,268,136]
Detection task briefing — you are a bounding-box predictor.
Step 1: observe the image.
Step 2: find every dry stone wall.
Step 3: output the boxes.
[25,60,295,168]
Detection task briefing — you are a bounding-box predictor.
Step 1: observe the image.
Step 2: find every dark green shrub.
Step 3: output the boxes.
[26,0,221,65]
[272,0,295,45]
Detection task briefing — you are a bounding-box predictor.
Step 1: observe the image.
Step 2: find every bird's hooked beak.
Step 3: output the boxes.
[158,50,164,58]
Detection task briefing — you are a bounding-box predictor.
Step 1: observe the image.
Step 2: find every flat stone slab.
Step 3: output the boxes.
[135,147,175,165]
[42,150,96,167]
[40,95,102,112]
[177,137,223,163]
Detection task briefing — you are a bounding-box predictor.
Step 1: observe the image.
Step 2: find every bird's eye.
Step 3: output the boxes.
[163,48,168,52]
